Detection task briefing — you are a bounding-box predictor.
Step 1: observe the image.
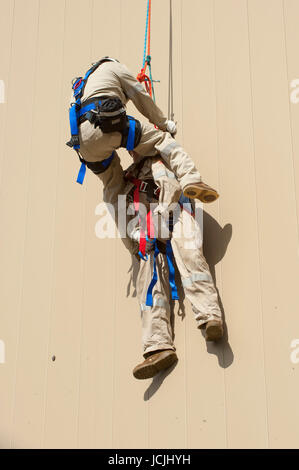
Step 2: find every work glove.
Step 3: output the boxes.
[166,120,177,135]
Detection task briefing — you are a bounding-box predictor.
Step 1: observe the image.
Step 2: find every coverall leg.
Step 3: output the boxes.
[134,122,201,189]
[133,251,176,357]
[78,120,201,192]
[171,208,222,327]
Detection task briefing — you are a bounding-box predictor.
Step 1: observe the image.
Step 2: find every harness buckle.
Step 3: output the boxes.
[139,181,148,192]
[85,110,98,126]
[66,135,80,148]
[73,78,82,90]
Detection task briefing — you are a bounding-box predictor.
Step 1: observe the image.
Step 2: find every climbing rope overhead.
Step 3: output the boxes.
[168,0,174,121]
[137,0,174,122]
[137,0,157,102]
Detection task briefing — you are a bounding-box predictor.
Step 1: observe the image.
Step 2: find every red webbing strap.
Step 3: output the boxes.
[125,171,156,257]
[146,209,155,239]
[131,179,147,258]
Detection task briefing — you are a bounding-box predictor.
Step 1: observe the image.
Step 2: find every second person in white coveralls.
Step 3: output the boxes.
[98,149,223,380]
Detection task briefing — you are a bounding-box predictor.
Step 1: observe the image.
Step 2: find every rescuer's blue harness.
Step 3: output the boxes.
[67,58,141,184]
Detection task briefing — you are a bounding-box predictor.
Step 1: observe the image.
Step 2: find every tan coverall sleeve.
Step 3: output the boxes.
[151,158,182,216]
[114,63,168,131]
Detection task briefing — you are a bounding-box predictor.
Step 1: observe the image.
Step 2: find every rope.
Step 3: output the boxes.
[147,0,151,57]
[142,0,150,68]
[137,0,157,102]
[168,0,174,120]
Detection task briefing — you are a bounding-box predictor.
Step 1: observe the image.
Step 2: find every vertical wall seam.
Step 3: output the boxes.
[111,1,122,449]
[0,0,15,196]
[179,0,188,450]
[76,0,94,449]
[180,0,189,448]
[5,0,17,449]
[245,0,270,448]
[211,0,228,449]
[10,0,41,449]
[282,0,299,247]
[42,0,67,449]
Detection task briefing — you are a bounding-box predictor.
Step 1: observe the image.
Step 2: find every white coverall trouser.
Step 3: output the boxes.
[97,153,222,356]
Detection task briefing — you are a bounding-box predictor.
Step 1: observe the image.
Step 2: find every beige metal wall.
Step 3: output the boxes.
[0,0,299,449]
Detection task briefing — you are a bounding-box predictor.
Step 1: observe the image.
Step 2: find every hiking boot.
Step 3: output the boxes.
[205,320,223,342]
[133,349,178,380]
[183,182,219,203]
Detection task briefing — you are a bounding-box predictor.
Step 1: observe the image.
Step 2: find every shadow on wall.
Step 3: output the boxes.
[202,211,234,370]
[144,211,233,401]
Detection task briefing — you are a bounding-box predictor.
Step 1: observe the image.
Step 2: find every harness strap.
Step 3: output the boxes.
[124,172,160,200]
[166,239,179,300]
[69,105,80,149]
[147,210,154,238]
[78,100,99,119]
[76,151,115,185]
[145,240,159,307]
[126,117,136,151]
[178,192,195,217]
[145,239,179,307]
[132,179,147,260]
[76,161,87,184]
[126,164,179,307]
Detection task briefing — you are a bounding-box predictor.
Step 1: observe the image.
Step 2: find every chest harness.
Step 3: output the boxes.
[67,58,142,184]
[124,167,182,307]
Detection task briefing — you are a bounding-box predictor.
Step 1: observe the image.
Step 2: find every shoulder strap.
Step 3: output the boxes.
[72,58,116,103]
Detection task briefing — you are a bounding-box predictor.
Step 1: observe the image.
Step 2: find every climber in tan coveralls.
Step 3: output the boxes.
[98,150,223,380]
[68,57,222,379]
[71,57,219,203]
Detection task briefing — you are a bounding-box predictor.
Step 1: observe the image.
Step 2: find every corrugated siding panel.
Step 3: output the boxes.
[0,0,298,449]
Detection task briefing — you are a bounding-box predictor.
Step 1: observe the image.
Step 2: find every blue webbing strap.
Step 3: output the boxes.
[78,102,96,117]
[145,240,159,307]
[178,192,193,215]
[76,162,86,185]
[145,239,179,306]
[73,82,83,98]
[76,151,115,185]
[70,63,106,185]
[98,151,115,172]
[69,104,80,150]
[138,250,148,261]
[166,239,179,301]
[126,117,136,151]
[78,99,101,117]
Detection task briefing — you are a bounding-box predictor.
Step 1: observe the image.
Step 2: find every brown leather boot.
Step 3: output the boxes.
[205,320,223,341]
[133,349,178,380]
[183,182,219,203]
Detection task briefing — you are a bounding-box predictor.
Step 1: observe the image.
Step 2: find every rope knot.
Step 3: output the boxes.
[137,70,146,83]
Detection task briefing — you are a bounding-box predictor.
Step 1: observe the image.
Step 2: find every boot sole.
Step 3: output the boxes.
[133,352,178,380]
[183,185,219,203]
[206,324,223,342]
